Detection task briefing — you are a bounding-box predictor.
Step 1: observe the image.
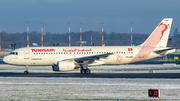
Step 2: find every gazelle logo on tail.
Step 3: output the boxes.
[159,22,170,39]
[140,18,172,47]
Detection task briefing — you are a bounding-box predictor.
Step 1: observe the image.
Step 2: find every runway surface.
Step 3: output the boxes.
[0,72,180,78]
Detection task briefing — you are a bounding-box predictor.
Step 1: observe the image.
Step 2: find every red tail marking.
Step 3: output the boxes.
[159,22,170,39]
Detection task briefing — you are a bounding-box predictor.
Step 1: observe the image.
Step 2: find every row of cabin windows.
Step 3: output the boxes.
[33,51,133,55]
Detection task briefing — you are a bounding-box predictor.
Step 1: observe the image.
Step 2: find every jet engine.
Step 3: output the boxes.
[52,61,75,71]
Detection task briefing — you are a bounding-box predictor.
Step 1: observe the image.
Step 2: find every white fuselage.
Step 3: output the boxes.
[3,46,176,66]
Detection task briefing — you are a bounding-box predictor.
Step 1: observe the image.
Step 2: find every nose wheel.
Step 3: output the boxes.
[24,70,29,74]
[24,65,29,74]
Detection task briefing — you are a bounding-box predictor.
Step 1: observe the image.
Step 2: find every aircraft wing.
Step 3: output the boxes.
[64,53,113,65]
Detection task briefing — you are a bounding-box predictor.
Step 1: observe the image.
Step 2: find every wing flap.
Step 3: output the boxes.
[64,53,113,65]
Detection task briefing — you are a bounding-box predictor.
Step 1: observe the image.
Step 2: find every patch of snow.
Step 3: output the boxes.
[0,77,179,100]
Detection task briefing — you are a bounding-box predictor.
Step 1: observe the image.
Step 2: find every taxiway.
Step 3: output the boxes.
[0,72,180,78]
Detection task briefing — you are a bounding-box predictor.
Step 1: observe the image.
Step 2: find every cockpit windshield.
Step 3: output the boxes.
[9,52,18,55]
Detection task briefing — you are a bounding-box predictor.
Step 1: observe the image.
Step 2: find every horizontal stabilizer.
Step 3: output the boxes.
[153,48,176,55]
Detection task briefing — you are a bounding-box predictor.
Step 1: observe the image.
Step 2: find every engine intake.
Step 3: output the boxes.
[52,61,75,71]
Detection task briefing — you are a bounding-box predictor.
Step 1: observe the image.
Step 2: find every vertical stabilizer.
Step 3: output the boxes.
[140,18,173,47]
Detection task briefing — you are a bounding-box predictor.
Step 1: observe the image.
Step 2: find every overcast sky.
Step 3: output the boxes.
[0,0,180,34]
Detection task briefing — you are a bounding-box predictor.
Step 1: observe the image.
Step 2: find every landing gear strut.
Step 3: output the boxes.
[80,64,91,74]
[24,65,29,74]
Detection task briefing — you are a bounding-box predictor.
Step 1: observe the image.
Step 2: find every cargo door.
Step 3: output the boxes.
[24,49,29,59]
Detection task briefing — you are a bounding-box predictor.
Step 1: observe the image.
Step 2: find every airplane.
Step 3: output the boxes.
[3,18,176,74]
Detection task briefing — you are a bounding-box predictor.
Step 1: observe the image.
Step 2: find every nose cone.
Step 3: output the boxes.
[3,56,9,64]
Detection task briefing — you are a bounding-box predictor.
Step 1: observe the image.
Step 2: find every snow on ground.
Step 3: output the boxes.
[0,64,180,100]
[0,77,180,100]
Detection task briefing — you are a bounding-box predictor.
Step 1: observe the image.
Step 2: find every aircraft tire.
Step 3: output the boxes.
[24,71,29,74]
[81,69,86,74]
[85,69,91,74]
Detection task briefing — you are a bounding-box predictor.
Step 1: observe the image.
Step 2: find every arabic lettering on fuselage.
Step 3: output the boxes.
[63,49,77,52]
[63,48,92,52]
[31,49,55,52]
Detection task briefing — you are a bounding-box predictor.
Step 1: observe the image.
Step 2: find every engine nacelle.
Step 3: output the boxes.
[52,61,75,71]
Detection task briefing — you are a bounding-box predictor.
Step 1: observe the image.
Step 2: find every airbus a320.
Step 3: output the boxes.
[3,18,176,74]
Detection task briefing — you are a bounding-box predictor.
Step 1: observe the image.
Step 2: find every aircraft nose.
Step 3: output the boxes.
[3,56,9,64]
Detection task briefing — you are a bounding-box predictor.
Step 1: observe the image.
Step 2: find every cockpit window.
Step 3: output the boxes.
[9,52,18,55]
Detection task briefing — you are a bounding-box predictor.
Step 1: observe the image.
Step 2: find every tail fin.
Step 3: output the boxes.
[140,18,173,47]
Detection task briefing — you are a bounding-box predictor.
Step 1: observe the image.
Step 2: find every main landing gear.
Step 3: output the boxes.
[81,69,91,74]
[24,65,29,74]
[80,64,91,74]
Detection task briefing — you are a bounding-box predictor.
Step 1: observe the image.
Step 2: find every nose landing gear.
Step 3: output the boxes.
[24,65,29,74]
[24,70,29,74]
